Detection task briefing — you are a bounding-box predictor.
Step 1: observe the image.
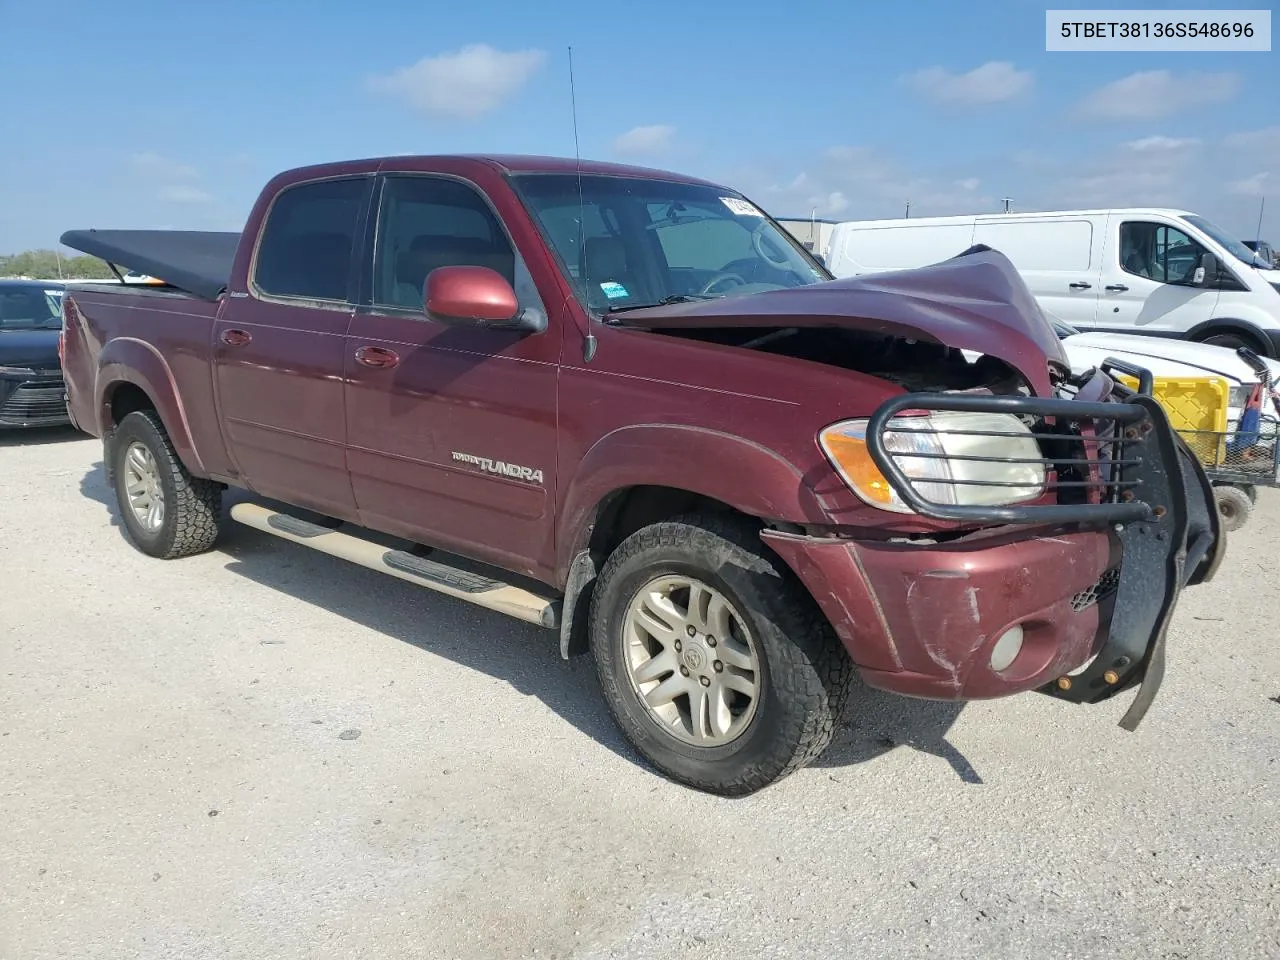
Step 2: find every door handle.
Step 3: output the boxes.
[1068,282,1093,290]
[220,328,252,346]
[354,345,400,369]
[1105,284,1129,293]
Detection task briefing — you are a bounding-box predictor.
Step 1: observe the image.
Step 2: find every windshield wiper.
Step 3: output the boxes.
[604,293,721,316]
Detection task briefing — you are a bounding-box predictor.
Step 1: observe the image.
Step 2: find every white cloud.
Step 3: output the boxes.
[1077,71,1239,120]
[130,152,198,180]
[732,145,997,221]
[1225,126,1280,151]
[1124,135,1201,153]
[367,44,546,119]
[773,172,807,191]
[1228,172,1270,196]
[903,61,1033,106]
[611,124,676,157]
[156,185,213,204]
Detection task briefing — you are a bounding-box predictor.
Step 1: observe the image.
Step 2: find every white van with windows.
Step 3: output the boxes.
[824,208,1280,357]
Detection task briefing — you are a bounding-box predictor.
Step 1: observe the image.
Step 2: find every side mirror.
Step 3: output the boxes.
[424,265,543,332]
[1193,251,1217,287]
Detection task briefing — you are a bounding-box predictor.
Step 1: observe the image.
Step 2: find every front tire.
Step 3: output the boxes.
[589,514,853,796]
[110,410,223,559]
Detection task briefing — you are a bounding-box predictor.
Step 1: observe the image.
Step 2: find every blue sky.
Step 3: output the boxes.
[2,0,1275,253]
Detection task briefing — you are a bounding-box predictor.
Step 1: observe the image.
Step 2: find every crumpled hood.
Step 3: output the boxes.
[608,246,1068,396]
[0,328,61,371]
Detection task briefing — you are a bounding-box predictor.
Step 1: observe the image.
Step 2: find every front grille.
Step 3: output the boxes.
[0,378,69,425]
[1071,567,1121,612]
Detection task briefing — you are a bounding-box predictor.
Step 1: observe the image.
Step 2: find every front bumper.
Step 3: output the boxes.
[0,374,71,428]
[763,525,1121,700]
[765,361,1222,730]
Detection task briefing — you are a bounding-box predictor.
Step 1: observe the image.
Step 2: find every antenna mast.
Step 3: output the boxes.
[568,45,596,362]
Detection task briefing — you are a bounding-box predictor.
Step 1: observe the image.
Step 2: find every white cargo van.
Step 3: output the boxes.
[825,208,1280,357]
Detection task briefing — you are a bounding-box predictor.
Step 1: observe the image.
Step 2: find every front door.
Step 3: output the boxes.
[213,174,373,517]
[343,172,562,578]
[1094,217,1220,335]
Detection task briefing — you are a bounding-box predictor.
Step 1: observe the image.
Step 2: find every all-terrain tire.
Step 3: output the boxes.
[109,410,223,559]
[589,513,853,796]
[1213,485,1253,533]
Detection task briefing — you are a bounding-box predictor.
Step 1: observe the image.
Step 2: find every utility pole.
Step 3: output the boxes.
[1256,197,1266,244]
[1001,197,1014,214]
[904,200,911,219]
[54,249,64,279]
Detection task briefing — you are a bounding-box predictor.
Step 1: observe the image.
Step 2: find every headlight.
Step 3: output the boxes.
[1229,385,1252,408]
[0,365,38,376]
[819,411,1047,514]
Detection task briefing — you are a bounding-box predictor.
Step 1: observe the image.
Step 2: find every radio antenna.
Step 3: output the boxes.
[568,45,597,362]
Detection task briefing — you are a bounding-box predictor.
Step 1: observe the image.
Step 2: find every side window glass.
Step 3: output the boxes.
[1119,221,1202,285]
[253,177,368,303]
[373,176,526,311]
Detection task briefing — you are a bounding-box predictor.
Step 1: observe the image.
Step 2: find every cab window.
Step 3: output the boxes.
[1119,222,1203,285]
[253,177,369,303]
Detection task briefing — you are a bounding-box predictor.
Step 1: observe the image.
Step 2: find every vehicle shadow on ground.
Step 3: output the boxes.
[78,460,979,785]
[0,425,86,448]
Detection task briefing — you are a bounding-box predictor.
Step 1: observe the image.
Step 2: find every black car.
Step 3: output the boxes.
[0,279,72,428]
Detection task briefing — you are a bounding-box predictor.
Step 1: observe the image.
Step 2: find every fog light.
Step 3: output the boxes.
[989,625,1024,672]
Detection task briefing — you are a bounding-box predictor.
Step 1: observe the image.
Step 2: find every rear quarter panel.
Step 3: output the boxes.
[64,289,232,479]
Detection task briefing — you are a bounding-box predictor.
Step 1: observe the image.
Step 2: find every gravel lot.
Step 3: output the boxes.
[2,427,1277,960]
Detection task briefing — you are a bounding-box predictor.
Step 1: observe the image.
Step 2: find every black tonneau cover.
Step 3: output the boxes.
[59,229,241,302]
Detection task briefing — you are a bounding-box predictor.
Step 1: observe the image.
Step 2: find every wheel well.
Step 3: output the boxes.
[559,486,763,660]
[588,485,751,560]
[107,382,156,427]
[1188,322,1271,356]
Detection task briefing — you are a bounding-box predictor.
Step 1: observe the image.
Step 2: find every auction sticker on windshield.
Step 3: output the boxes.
[600,281,629,299]
[720,197,763,217]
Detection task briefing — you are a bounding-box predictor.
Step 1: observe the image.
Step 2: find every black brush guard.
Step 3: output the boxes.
[866,358,1224,730]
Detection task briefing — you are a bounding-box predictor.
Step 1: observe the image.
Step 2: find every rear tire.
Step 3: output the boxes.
[1213,485,1253,533]
[589,513,853,796]
[110,410,223,559]
[1198,330,1268,355]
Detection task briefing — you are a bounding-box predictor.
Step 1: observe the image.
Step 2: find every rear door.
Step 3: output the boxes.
[213,174,374,517]
[972,216,1102,327]
[1094,215,1220,334]
[342,172,561,577]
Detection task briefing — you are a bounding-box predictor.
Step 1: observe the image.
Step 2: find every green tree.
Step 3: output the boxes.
[0,248,115,280]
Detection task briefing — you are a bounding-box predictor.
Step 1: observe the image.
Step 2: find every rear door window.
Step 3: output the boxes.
[253,177,370,304]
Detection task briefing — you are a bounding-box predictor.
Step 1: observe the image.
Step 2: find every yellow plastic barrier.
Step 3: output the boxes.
[1114,374,1230,465]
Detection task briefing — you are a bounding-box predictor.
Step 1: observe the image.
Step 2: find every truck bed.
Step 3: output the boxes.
[60,229,241,301]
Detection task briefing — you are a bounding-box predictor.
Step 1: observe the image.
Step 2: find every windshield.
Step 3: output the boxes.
[509,173,828,314]
[1182,214,1271,269]
[0,286,63,330]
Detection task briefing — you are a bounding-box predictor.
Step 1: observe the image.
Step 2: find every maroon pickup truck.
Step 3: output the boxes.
[58,154,1223,795]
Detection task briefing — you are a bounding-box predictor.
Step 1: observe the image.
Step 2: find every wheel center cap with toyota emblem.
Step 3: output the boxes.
[681,642,708,672]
